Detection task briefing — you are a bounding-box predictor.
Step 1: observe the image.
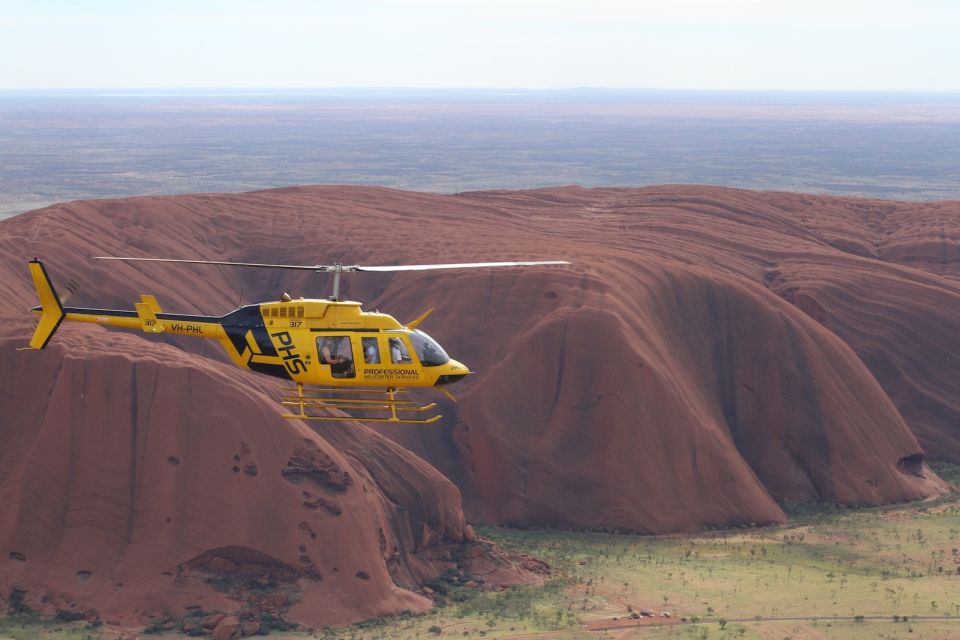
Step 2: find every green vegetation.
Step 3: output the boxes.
[930,461,960,489]
[320,489,960,638]
[7,484,960,639]
[0,616,99,640]
[625,619,960,639]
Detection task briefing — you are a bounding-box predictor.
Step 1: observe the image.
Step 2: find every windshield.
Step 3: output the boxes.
[408,330,450,366]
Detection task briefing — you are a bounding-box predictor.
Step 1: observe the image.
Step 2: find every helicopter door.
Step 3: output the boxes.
[374,333,422,383]
[387,336,412,364]
[316,335,356,379]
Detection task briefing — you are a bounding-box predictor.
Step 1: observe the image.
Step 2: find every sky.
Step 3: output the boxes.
[2,0,959,91]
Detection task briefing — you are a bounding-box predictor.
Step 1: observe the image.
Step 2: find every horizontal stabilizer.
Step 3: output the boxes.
[135,300,164,333]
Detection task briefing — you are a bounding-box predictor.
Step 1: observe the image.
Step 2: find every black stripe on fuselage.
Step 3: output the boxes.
[61,304,292,381]
[308,327,381,332]
[61,307,222,323]
[63,307,137,318]
[221,306,290,380]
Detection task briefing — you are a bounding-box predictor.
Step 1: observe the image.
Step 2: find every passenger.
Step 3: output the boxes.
[319,338,341,365]
[364,340,379,364]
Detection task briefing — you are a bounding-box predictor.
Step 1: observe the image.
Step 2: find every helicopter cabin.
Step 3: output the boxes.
[236,298,456,387]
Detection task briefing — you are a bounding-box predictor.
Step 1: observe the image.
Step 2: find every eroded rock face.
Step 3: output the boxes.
[0,185,956,619]
[0,330,526,628]
[442,265,944,532]
[281,446,353,492]
[184,547,301,582]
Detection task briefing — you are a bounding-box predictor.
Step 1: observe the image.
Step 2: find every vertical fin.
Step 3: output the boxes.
[139,294,162,314]
[27,260,66,350]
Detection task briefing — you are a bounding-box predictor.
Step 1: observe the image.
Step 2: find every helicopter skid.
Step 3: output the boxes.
[280,384,442,424]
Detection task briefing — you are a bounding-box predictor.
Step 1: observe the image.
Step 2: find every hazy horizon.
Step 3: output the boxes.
[2,89,958,218]
[4,2,959,216]
[5,88,960,99]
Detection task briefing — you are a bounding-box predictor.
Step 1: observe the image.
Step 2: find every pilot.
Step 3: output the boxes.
[320,337,353,377]
[319,338,340,365]
[389,337,410,364]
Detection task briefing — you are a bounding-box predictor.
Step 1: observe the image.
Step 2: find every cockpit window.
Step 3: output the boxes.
[409,330,450,366]
[388,336,411,364]
[317,335,355,379]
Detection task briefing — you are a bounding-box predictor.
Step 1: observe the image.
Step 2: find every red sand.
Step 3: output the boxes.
[0,185,956,623]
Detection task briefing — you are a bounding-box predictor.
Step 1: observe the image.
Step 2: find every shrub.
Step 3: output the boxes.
[142,619,168,634]
[7,588,34,616]
[354,617,386,629]
[55,609,87,622]
[259,615,298,633]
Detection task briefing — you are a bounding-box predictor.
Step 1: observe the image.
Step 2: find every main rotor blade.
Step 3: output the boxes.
[355,260,571,272]
[93,256,320,270]
[93,257,571,273]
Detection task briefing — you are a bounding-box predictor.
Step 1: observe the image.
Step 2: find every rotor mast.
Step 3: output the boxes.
[319,263,360,301]
[329,263,343,301]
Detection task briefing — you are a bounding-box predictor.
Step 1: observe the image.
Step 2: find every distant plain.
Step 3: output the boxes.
[2,89,959,218]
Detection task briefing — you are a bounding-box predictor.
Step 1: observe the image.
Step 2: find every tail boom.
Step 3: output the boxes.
[57,307,227,340]
[27,260,226,348]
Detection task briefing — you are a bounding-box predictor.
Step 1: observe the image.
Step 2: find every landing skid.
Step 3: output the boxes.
[280,384,443,424]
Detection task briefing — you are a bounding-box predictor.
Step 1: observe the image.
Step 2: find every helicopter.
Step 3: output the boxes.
[27,257,569,424]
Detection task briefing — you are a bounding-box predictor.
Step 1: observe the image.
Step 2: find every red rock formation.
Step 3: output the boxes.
[0,185,955,620]
[0,322,526,627]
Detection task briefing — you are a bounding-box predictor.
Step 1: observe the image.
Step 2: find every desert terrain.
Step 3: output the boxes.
[2,184,960,636]
[2,89,959,219]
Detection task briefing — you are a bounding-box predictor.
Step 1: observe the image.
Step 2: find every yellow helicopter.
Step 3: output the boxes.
[27,257,569,424]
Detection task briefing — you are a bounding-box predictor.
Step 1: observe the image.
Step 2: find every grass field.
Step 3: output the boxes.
[622,619,960,639]
[317,465,960,639]
[4,468,960,640]
[0,616,102,640]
